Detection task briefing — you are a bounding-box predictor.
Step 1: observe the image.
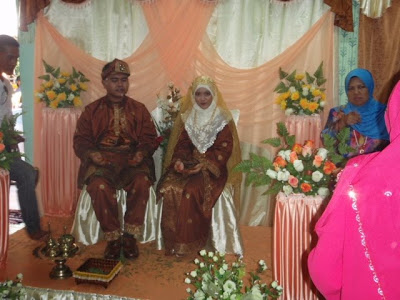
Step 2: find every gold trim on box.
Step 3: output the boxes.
[73,259,123,283]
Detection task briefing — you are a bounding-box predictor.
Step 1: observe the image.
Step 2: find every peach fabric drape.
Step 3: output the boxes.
[40,108,81,216]
[273,192,324,300]
[0,169,10,269]
[33,2,334,216]
[141,1,215,86]
[359,0,400,104]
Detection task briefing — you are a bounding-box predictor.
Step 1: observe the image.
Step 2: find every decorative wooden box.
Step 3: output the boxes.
[73,258,123,288]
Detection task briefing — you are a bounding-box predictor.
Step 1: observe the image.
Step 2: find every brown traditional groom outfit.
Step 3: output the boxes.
[73,59,157,259]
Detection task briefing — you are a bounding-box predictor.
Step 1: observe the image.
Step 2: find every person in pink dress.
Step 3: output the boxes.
[308,80,400,299]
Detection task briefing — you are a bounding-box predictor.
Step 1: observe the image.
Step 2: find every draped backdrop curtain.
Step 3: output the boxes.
[33,0,335,226]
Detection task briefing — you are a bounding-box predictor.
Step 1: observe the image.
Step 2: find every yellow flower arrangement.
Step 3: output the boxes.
[274,62,326,116]
[35,60,89,109]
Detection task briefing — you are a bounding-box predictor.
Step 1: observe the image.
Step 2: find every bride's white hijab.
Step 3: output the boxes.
[182,80,228,153]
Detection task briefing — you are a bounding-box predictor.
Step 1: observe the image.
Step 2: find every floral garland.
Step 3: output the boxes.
[274,62,326,116]
[35,60,89,109]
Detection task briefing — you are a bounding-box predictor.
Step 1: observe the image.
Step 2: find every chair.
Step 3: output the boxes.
[71,109,243,255]
[71,185,163,247]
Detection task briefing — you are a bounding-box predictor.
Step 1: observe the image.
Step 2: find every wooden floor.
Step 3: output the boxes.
[2,216,273,300]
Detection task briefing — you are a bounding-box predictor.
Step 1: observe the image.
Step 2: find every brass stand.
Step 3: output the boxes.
[49,259,73,279]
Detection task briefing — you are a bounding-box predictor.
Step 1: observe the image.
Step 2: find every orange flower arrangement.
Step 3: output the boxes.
[235,122,352,198]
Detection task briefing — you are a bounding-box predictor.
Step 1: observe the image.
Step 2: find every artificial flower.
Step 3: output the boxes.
[283,185,293,195]
[186,251,282,300]
[311,171,323,182]
[300,182,312,193]
[323,161,336,175]
[317,148,328,160]
[235,122,345,198]
[317,187,330,197]
[36,60,89,109]
[293,159,304,172]
[288,175,299,188]
[153,83,182,158]
[274,62,326,115]
[266,169,277,179]
[313,155,323,167]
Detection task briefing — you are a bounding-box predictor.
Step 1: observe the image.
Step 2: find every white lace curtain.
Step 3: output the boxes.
[45,0,329,68]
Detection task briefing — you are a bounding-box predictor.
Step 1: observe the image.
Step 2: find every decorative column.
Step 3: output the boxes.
[40,108,82,216]
[285,115,322,147]
[273,192,324,300]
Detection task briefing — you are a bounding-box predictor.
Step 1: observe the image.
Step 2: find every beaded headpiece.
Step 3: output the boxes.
[191,75,217,96]
[101,59,130,80]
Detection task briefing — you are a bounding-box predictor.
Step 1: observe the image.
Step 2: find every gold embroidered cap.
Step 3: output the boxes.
[191,75,217,96]
[101,59,130,80]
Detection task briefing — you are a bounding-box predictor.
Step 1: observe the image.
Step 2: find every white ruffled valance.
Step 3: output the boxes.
[359,0,392,18]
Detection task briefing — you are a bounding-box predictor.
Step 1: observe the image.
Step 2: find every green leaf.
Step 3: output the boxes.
[233,160,253,172]
[273,82,287,93]
[316,78,327,86]
[286,70,296,83]
[337,127,351,142]
[329,153,345,165]
[305,72,315,84]
[43,60,55,73]
[80,76,90,82]
[279,67,289,80]
[276,122,289,138]
[79,72,90,82]
[248,154,273,170]
[286,135,296,148]
[322,133,336,149]
[264,183,282,195]
[38,74,50,81]
[261,137,281,147]
[313,61,324,80]
[72,67,79,78]
[52,67,60,78]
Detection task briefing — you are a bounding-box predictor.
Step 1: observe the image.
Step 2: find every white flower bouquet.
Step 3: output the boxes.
[154,82,182,153]
[0,273,26,299]
[185,250,283,300]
